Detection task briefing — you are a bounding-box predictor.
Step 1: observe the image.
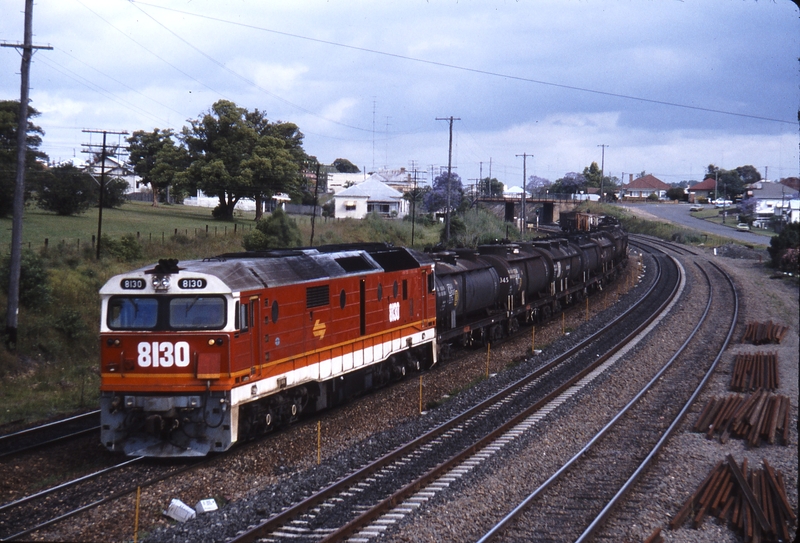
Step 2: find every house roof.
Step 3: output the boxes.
[625,174,669,190]
[335,178,402,201]
[689,177,717,191]
[748,181,798,200]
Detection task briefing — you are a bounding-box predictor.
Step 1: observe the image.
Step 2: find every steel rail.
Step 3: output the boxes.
[231,250,677,543]
[0,456,207,542]
[574,258,738,543]
[0,457,143,513]
[477,245,734,542]
[0,410,100,458]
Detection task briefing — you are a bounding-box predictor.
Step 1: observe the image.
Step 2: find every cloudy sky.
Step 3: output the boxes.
[2,0,798,189]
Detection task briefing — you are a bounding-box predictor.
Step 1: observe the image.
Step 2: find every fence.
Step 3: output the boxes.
[10,223,257,253]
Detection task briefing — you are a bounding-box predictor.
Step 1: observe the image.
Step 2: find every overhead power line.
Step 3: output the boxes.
[130,0,794,126]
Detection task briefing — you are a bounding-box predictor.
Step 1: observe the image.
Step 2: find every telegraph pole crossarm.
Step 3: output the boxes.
[82,129,129,259]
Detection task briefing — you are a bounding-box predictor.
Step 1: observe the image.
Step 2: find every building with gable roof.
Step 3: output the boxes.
[333,178,407,219]
[687,177,718,202]
[621,174,670,200]
[744,181,800,228]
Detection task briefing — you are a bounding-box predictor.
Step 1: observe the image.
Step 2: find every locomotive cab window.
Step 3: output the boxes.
[108,297,158,330]
[169,296,226,330]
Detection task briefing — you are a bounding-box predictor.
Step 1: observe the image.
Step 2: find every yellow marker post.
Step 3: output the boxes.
[419,375,423,414]
[317,421,321,465]
[134,486,141,543]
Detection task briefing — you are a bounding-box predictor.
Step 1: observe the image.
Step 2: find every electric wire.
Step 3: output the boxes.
[130,0,794,126]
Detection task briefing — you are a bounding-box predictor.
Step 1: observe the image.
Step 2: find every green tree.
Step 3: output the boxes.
[35,163,96,215]
[180,101,305,221]
[582,162,603,188]
[127,128,188,206]
[767,223,799,272]
[0,100,47,217]
[100,177,129,208]
[665,187,686,201]
[333,158,360,173]
[242,208,303,250]
[478,177,504,197]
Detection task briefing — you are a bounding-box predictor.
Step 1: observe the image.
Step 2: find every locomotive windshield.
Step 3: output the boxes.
[169,297,226,329]
[107,296,226,330]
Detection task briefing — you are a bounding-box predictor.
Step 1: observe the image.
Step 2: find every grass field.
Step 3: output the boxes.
[0,201,255,252]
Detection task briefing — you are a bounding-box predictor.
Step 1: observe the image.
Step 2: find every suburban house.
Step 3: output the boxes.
[622,174,670,200]
[86,156,140,194]
[333,178,407,219]
[687,177,718,202]
[744,181,800,228]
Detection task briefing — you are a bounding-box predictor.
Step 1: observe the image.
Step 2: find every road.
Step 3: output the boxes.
[619,203,771,246]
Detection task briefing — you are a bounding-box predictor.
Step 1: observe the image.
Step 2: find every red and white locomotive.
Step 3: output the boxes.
[100,244,437,456]
[99,214,627,457]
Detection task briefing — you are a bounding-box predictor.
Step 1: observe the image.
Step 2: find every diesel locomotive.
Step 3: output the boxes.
[99,214,627,457]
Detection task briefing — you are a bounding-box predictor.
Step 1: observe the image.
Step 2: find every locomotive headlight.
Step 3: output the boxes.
[152,274,171,291]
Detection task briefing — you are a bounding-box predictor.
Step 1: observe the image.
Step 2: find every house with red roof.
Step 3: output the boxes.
[621,174,670,200]
[687,177,718,203]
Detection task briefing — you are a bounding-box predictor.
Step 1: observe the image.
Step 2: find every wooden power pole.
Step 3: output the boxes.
[2,0,52,349]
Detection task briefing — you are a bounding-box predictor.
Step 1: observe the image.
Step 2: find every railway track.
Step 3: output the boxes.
[476,242,739,541]
[0,410,100,459]
[224,245,680,542]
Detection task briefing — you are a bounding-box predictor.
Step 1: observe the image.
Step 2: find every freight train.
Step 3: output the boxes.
[99,214,627,457]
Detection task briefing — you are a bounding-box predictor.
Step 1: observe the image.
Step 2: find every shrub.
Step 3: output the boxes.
[242,208,303,250]
[0,249,52,308]
[768,223,800,272]
[101,233,144,262]
[36,164,96,215]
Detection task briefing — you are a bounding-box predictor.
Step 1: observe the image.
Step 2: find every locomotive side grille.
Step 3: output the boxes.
[306,285,330,308]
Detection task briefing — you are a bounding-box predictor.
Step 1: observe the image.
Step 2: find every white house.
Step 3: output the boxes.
[86,156,140,194]
[333,178,406,219]
[745,181,800,228]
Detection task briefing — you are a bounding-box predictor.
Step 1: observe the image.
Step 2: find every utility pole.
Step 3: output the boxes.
[309,161,322,246]
[516,153,532,237]
[410,164,422,246]
[436,116,460,244]
[598,144,608,202]
[2,0,52,349]
[82,129,128,259]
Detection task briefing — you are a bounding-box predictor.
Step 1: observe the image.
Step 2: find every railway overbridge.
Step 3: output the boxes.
[472,194,583,228]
